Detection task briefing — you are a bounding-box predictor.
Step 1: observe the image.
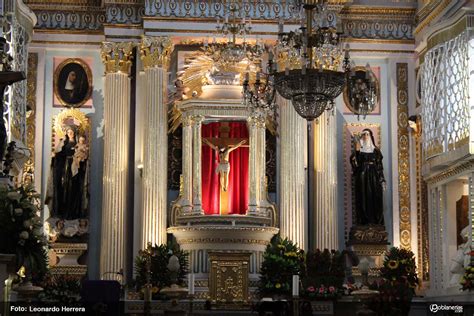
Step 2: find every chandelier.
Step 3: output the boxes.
[270,0,350,121]
[204,2,264,66]
[242,58,277,116]
[344,65,379,119]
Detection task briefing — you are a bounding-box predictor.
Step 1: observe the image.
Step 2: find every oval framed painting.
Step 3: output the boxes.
[53,58,93,108]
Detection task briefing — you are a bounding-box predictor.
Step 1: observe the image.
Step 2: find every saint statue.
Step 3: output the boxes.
[202,138,247,192]
[350,129,386,226]
[449,225,472,286]
[45,126,89,220]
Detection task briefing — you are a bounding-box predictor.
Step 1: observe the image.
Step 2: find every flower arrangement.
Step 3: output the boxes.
[379,247,418,289]
[134,242,188,299]
[39,274,82,304]
[460,260,474,291]
[258,235,305,296]
[369,247,419,316]
[303,249,345,299]
[0,185,48,283]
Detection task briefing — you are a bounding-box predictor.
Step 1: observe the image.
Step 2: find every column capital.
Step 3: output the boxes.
[191,115,205,127]
[101,42,135,75]
[140,36,174,70]
[247,114,266,129]
[181,114,193,127]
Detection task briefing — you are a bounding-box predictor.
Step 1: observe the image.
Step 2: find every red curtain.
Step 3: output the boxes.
[227,122,249,214]
[201,123,220,215]
[201,122,249,215]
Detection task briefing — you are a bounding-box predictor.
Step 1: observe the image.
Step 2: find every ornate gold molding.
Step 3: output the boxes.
[397,63,411,251]
[425,160,474,184]
[24,53,38,177]
[415,0,450,35]
[140,36,173,70]
[100,41,135,74]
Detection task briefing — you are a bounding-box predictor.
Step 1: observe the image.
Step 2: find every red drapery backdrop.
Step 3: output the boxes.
[201,122,249,215]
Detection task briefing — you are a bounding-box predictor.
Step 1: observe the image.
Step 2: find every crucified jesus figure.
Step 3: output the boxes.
[202,138,247,192]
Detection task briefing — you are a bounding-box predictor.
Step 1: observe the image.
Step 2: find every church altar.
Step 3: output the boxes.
[169,86,278,300]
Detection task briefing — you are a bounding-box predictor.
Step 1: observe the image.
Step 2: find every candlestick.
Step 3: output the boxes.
[188,273,195,295]
[292,275,299,297]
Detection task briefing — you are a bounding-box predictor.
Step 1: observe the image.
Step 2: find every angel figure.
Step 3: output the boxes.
[202,138,247,192]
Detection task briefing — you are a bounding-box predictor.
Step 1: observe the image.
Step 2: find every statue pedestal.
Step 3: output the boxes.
[347,225,389,283]
[49,243,87,276]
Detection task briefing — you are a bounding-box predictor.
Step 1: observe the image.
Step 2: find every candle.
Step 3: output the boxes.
[292,275,299,297]
[278,18,284,34]
[188,273,195,295]
[344,43,350,59]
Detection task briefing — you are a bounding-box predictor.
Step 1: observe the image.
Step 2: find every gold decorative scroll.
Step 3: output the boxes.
[414,117,430,281]
[100,41,135,74]
[396,63,412,250]
[140,36,173,70]
[23,52,38,178]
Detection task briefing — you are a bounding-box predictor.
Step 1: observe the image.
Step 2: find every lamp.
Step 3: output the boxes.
[204,2,264,66]
[270,0,350,121]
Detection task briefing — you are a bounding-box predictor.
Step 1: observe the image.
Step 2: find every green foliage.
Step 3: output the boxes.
[0,185,48,283]
[369,247,419,316]
[303,249,345,298]
[134,242,188,298]
[39,274,82,304]
[258,235,305,296]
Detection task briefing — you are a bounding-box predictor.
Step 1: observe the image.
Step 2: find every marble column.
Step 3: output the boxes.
[312,111,338,250]
[279,97,307,250]
[100,42,134,280]
[257,118,267,208]
[247,114,264,214]
[139,36,173,248]
[181,114,193,213]
[192,115,204,214]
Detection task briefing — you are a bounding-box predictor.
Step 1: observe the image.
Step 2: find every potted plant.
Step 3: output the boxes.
[133,242,188,300]
[258,235,305,298]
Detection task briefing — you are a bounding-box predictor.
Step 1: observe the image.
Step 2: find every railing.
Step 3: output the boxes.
[145,0,299,20]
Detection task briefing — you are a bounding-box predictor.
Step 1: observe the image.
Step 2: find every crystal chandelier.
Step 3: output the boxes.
[204,2,264,66]
[270,0,350,121]
[345,65,378,119]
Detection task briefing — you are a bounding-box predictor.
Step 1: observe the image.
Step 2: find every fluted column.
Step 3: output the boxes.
[139,36,173,248]
[247,114,264,214]
[182,114,193,213]
[257,118,267,207]
[192,115,204,214]
[312,111,338,250]
[279,97,307,250]
[100,42,134,280]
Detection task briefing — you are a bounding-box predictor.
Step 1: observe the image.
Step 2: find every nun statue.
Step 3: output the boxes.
[350,129,386,226]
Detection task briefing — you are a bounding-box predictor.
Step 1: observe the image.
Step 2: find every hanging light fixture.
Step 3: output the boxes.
[344,64,379,119]
[242,52,277,117]
[270,0,351,121]
[204,2,264,66]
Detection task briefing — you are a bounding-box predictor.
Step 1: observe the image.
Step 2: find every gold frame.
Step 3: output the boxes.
[53,58,93,108]
[343,66,381,115]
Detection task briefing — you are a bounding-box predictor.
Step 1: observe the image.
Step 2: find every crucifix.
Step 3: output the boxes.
[202,123,248,214]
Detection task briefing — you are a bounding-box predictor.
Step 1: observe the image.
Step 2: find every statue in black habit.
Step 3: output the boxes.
[45,126,89,220]
[350,129,385,226]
